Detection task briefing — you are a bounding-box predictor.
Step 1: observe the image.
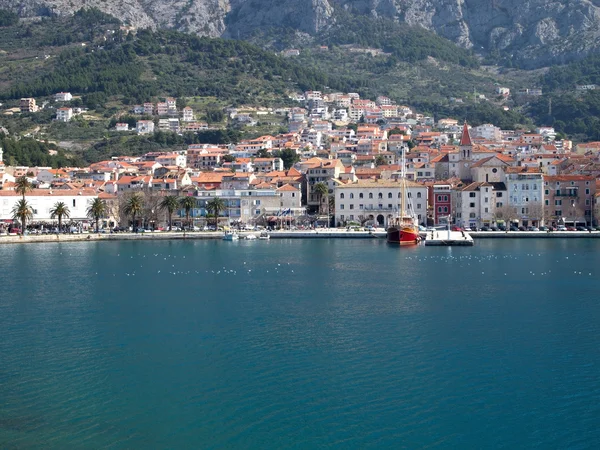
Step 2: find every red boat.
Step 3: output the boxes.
[386,217,420,245]
[386,151,420,245]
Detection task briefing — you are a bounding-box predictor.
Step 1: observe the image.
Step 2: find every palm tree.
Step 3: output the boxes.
[87,198,107,233]
[179,196,196,231]
[14,175,33,201]
[313,182,329,215]
[206,196,226,228]
[50,201,70,234]
[11,199,33,236]
[124,193,144,232]
[160,195,180,231]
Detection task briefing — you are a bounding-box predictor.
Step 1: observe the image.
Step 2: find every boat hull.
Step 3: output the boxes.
[386,226,420,245]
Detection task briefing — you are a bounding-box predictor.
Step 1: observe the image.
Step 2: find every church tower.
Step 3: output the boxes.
[459,122,473,160]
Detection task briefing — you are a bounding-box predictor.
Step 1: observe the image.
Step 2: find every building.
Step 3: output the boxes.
[115,123,129,131]
[20,98,38,113]
[182,107,194,122]
[56,107,73,122]
[432,183,453,225]
[54,92,73,102]
[334,179,428,227]
[454,182,501,229]
[543,175,596,226]
[136,120,155,135]
[506,167,545,227]
[0,188,97,223]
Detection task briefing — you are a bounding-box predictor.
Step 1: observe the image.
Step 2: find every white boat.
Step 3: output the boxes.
[245,234,257,240]
[222,230,239,241]
[258,231,270,240]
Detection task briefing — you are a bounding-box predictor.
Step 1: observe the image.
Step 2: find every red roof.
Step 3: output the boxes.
[460,122,472,146]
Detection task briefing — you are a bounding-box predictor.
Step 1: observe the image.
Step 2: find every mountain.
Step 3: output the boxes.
[2,0,600,67]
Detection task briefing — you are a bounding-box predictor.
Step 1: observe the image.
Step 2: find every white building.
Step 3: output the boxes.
[56,107,73,122]
[506,169,545,226]
[115,123,129,131]
[55,92,73,102]
[136,120,155,134]
[182,107,194,122]
[0,188,98,222]
[472,124,502,141]
[334,179,428,227]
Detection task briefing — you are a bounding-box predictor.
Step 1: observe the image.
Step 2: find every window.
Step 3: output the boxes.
[256,200,260,206]
[545,200,549,206]
[545,189,549,195]
[438,206,442,213]
[586,199,590,206]
[469,192,476,198]
[368,193,373,199]
[292,193,295,197]
[444,195,448,202]
[408,193,412,198]
[469,202,475,208]
[496,192,503,197]
[349,215,354,220]
[485,197,489,203]
[388,204,393,209]
[72,199,76,207]
[255,209,261,215]
[555,210,562,216]
[438,195,443,202]
[350,193,354,199]
[496,202,502,208]
[417,204,421,209]
[492,168,498,173]
[340,193,345,199]
[586,189,590,195]
[484,207,489,213]
[387,192,392,199]
[555,200,562,206]
[417,192,422,198]
[349,204,354,210]
[533,184,537,190]
[340,204,344,210]
[378,193,383,199]
[340,215,345,221]
[469,212,476,218]
[359,204,363,209]
[359,193,364,199]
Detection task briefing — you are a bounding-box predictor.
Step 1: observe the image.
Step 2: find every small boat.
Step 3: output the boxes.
[222,230,239,241]
[245,234,257,240]
[258,231,270,240]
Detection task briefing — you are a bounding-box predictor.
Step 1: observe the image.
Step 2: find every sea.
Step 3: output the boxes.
[1,238,600,449]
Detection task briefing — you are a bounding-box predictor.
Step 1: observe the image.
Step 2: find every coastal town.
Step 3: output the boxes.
[2,90,600,235]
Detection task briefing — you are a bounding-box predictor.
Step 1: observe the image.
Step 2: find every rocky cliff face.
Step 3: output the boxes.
[2,0,600,67]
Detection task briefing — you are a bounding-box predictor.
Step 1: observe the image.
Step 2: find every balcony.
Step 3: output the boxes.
[555,190,578,197]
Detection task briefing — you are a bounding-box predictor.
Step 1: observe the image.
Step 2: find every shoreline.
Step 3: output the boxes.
[1,230,600,244]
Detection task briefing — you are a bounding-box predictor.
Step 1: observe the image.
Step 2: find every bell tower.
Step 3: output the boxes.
[459,122,472,160]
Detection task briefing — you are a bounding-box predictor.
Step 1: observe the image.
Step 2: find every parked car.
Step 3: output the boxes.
[557,225,567,231]
[510,226,520,232]
[490,226,499,231]
[586,226,594,231]
[566,226,577,231]
[451,226,463,231]
[480,226,491,231]
[576,226,587,231]
[463,227,472,232]
[527,226,539,231]
[539,226,549,231]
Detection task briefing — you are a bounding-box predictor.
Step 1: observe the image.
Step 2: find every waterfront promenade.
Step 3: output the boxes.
[2,229,600,244]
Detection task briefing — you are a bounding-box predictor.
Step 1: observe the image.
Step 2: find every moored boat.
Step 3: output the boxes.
[387,151,421,246]
[222,230,239,241]
[258,231,270,240]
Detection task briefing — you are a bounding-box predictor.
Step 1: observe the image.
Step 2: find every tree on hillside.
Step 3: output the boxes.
[50,201,71,233]
[277,148,300,169]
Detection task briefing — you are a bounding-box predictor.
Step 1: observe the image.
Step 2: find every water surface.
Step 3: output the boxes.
[1,239,599,448]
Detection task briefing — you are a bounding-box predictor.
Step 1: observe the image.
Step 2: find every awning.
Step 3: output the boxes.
[267,216,293,221]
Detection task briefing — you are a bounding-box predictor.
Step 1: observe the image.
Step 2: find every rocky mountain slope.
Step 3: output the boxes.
[2,0,600,67]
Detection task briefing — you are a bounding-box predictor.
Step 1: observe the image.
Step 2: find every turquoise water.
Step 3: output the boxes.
[1,238,600,448]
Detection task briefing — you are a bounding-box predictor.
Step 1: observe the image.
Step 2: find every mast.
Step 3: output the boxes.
[400,149,406,217]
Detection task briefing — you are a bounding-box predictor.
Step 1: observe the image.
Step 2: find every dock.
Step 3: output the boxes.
[424,229,474,246]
